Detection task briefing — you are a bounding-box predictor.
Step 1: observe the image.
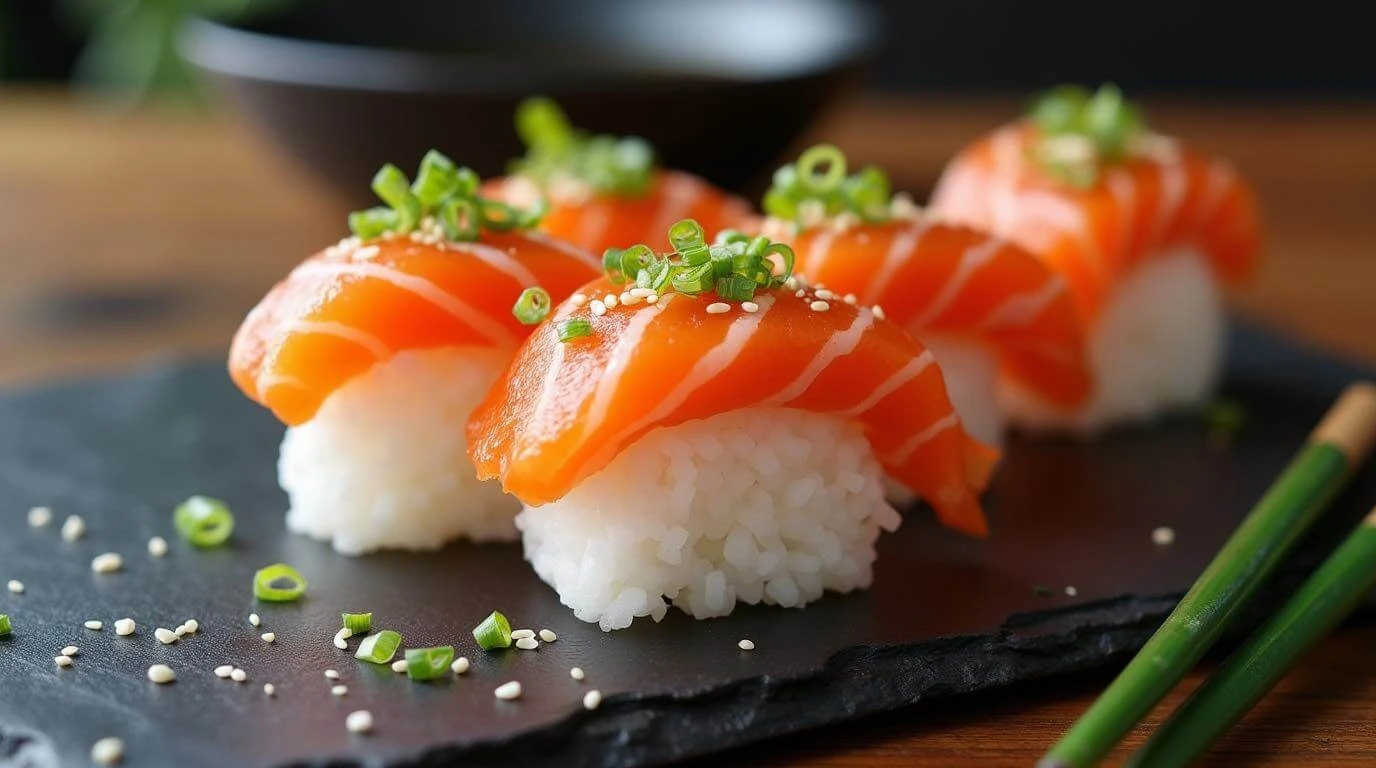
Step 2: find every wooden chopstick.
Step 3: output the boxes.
[1039,382,1376,768]
[1126,502,1376,766]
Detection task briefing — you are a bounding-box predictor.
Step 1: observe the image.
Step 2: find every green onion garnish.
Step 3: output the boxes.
[509,97,655,198]
[354,629,401,664]
[512,286,552,325]
[763,144,896,228]
[173,496,235,548]
[715,275,757,302]
[405,645,455,681]
[252,563,307,602]
[473,610,513,650]
[348,150,543,241]
[557,318,594,343]
[342,612,372,635]
[0,614,11,637]
[595,219,795,306]
[1028,83,1147,187]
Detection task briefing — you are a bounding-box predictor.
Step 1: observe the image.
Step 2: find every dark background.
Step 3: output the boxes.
[2,0,1372,93]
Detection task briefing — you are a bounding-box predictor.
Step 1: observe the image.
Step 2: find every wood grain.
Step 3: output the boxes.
[2,89,1375,765]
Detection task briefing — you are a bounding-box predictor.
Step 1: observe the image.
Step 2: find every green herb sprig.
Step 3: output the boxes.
[602,219,795,305]
[510,97,655,198]
[349,150,545,241]
[1028,83,1147,188]
[763,144,895,227]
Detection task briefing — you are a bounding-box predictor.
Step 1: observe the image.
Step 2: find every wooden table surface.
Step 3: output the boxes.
[2,89,1375,766]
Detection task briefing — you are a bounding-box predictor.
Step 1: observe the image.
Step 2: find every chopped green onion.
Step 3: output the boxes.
[763,146,896,227]
[842,165,893,222]
[0,614,10,637]
[619,245,655,279]
[512,286,552,325]
[669,219,706,252]
[557,317,594,342]
[714,229,750,246]
[709,245,737,279]
[411,150,460,207]
[1030,84,1092,135]
[440,197,479,241]
[253,563,307,602]
[601,219,798,306]
[405,646,455,681]
[173,496,235,548]
[348,207,399,239]
[716,275,757,302]
[354,629,401,664]
[342,612,373,635]
[478,199,520,231]
[371,164,421,232]
[671,262,715,295]
[516,96,575,152]
[603,248,626,282]
[511,97,655,197]
[680,244,711,268]
[796,144,847,194]
[762,243,796,285]
[1028,83,1149,184]
[473,610,513,650]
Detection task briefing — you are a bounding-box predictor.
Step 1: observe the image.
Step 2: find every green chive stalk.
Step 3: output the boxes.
[1126,504,1376,767]
[1039,382,1376,768]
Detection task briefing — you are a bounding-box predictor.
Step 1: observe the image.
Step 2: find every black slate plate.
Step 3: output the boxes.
[1,325,1374,768]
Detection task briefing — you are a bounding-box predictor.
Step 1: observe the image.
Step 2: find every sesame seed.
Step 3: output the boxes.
[61,515,85,541]
[629,288,656,298]
[249,613,260,627]
[85,620,103,631]
[91,737,125,765]
[55,655,73,668]
[147,536,168,557]
[261,632,276,644]
[154,628,177,645]
[515,637,539,650]
[494,681,522,700]
[539,629,557,643]
[264,683,276,697]
[174,625,188,638]
[353,245,380,261]
[603,294,617,309]
[784,277,799,290]
[511,628,535,640]
[332,685,348,697]
[61,645,79,657]
[1152,526,1176,546]
[345,710,374,734]
[590,300,607,316]
[184,619,198,633]
[333,627,352,649]
[794,289,806,298]
[583,690,603,710]
[809,301,830,312]
[620,292,641,306]
[1065,586,1079,597]
[324,669,340,680]
[738,639,756,651]
[872,305,886,321]
[115,618,135,636]
[391,660,408,673]
[645,294,659,304]
[147,664,175,684]
[230,668,247,683]
[570,293,588,307]
[706,302,731,314]
[843,293,858,305]
[451,657,470,675]
[814,289,835,301]
[27,507,51,527]
[740,301,760,313]
[6,579,22,594]
[91,553,123,574]
[214,665,233,678]
[570,667,586,681]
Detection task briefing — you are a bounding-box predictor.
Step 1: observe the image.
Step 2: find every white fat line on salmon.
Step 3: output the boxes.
[526,335,569,439]
[581,295,675,432]
[1105,170,1139,267]
[447,242,539,287]
[520,231,602,271]
[646,173,706,241]
[255,372,309,396]
[574,295,776,480]
[976,274,1067,329]
[884,411,960,465]
[862,220,931,306]
[575,202,614,251]
[909,238,1003,328]
[836,349,936,418]
[285,321,392,360]
[803,229,838,276]
[988,127,1024,238]
[764,311,875,406]
[1189,161,1237,233]
[1016,191,1103,277]
[296,261,518,347]
[1149,160,1189,249]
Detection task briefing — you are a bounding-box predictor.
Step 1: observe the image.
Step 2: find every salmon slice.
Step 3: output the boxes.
[788,220,1092,408]
[468,279,996,537]
[496,170,751,256]
[229,231,600,426]
[931,123,1261,320]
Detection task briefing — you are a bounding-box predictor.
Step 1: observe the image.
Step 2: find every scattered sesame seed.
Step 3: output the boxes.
[264,683,276,697]
[603,294,618,309]
[583,690,603,710]
[61,645,79,657]
[61,515,85,542]
[85,620,103,631]
[515,637,539,650]
[27,507,51,528]
[324,669,340,680]
[871,305,886,321]
[511,629,535,640]
[539,629,557,643]
[174,625,188,638]
[843,293,858,305]
[261,632,276,644]
[570,667,585,681]
[391,660,408,673]
[814,289,835,301]
[794,289,806,298]
[114,619,135,636]
[738,639,756,651]
[184,619,198,634]
[1152,526,1176,546]
[55,655,73,668]
[740,301,760,313]
[333,627,352,649]
[154,628,177,645]
[451,656,470,675]
[1065,586,1079,597]
[570,293,588,307]
[784,277,799,290]
[6,579,22,594]
[147,536,168,557]
[345,710,374,734]
[353,245,380,261]
[230,668,247,683]
[629,288,656,299]
[494,681,522,700]
[706,302,731,315]
[249,613,261,627]
[91,553,123,574]
[620,292,641,306]
[147,664,175,684]
[590,300,607,316]
[331,685,348,697]
[90,737,124,765]
[214,665,233,679]
[809,301,830,312]
[645,294,659,304]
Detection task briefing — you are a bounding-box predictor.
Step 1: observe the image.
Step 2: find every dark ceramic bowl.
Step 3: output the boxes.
[180,0,879,205]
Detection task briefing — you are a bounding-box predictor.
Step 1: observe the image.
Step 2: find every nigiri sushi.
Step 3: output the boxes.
[760,145,1091,446]
[932,85,1261,432]
[492,98,751,254]
[229,151,600,554]
[468,220,995,630]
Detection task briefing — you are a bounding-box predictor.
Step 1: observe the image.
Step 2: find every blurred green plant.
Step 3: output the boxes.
[62,0,296,103]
